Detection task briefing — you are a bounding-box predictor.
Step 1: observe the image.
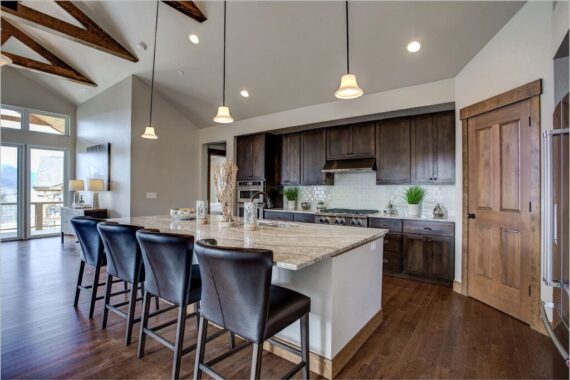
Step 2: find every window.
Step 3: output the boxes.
[0,105,69,135]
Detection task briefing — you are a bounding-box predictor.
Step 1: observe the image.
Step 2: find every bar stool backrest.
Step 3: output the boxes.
[98,223,145,283]
[136,230,195,306]
[194,239,274,343]
[71,216,107,266]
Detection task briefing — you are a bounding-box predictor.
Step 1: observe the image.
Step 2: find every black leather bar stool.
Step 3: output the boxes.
[193,239,311,380]
[136,230,227,380]
[97,223,164,345]
[71,216,127,319]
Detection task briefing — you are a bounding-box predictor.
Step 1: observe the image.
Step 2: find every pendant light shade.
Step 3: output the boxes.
[142,1,160,139]
[214,1,234,124]
[335,1,363,100]
[213,106,234,124]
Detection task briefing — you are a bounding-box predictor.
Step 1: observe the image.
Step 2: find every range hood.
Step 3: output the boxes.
[322,157,376,173]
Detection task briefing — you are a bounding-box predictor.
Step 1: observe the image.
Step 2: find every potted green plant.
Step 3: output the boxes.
[403,186,426,217]
[283,187,299,211]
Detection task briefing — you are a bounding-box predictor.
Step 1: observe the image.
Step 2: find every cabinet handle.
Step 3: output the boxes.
[384,240,389,244]
[381,224,391,228]
[429,177,433,181]
[424,227,432,231]
[383,259,389,264]
[433,177,437,181]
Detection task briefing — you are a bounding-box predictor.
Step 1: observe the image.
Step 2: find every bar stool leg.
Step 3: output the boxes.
[125,281,138,346]
[250,343,263,380]
[101,274,113,329]
[88,264,101,319]
[172,305,187,380]
[137,291,151,359]
[300,313,310,380]
[193,316,208,380]
[74,261,85,307]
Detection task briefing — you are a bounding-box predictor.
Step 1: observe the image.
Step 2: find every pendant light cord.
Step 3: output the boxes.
[149,0,159,125]
[345,0,349,74]
[222,0,227,106]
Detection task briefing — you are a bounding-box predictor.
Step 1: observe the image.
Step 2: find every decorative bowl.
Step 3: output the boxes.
[301,202,311,211]
[170,208,196,220]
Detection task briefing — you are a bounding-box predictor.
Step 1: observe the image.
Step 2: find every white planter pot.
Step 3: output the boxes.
[407,204,421,217]
[287,200,297,211]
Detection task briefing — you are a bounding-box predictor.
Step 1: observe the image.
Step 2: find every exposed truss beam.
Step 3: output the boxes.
[162,1,207,23]
[1,19,96,86]
[1,1,137,62]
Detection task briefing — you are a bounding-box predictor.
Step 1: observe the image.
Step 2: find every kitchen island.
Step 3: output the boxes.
[112,214,388,378]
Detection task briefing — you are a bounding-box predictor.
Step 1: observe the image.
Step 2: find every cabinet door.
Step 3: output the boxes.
[251,134,266,180]
[426,235,454,281]
[327,126,351,159]
[351,122,376,158]
[288,134,301,184]
[411,114,435,183]
[301,129,329,185]
[403,234,429,276]
[433,112,455,184]
[376,118,411,184]
[236,136,253,180]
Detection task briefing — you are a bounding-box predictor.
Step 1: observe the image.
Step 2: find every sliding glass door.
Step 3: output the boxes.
[1,145,23,240]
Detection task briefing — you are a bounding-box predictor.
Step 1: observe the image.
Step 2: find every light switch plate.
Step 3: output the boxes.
[146,192,157,199]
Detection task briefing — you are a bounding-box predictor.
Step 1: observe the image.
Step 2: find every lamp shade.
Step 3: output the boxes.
[335,73,364,99]
[141,126,158,139]
[87,179,105,192]
[213,106,234,124]
[68,179,85,191]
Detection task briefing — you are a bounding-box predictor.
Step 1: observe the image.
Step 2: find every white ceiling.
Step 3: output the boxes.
[2,1,524,128]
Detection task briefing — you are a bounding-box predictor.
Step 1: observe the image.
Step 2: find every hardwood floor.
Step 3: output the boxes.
[1,237,567,379]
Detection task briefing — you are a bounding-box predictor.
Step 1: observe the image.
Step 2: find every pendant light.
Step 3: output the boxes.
[213,1,234,124]
[335,0,363,100]
[141,0,160,139]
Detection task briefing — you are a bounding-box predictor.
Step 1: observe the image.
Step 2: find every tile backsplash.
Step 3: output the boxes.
[289,172,456,218]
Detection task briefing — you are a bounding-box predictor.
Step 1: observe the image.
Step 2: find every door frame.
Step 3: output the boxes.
[459,79,543,331]
[206,148,226,205]
[1,143,25,241]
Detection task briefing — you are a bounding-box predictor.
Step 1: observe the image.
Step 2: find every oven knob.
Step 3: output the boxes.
[339,219,346,225]
[350,220,357,226]
[355,220,362,227]
[334,219,340,225]
[325,219,330,224]
[319,218,326,224]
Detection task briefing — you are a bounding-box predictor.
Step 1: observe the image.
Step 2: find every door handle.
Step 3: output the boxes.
[467,213,475,219]
[424,227,432,231]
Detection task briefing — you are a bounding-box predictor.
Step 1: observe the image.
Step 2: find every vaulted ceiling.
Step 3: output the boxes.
[1,1,524,128]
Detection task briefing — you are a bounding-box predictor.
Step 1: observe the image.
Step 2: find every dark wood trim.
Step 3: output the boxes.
[459,79,542,120]
[162,1,207,23]
[206,148,226,205]
[0,19,96,86]
[1,1,137,62]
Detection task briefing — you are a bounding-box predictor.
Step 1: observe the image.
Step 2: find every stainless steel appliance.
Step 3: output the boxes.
[236,180,265,217]
[315,208,379,227]
[542,127,569,368]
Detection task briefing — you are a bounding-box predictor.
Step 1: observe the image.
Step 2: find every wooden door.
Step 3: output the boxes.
[351,122,376,158]
[327,126,351,159]
[433,112,456,184]
[236,135,252,180]
[376,118,411,184]
[403,234,429,276]
[301,129,329,185]
[467,100,532,323]
[251,134,265,180]
[281,133,301,185]
[411,114,435,183]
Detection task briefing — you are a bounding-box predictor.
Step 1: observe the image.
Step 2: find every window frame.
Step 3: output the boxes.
[1,104,70,136]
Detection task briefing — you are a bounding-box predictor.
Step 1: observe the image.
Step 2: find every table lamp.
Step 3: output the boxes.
[87,179,105,209]
[69,179,84,208]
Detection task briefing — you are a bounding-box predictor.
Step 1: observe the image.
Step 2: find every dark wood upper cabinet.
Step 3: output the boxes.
[251,134,266,180]
[236,135,253,180]
[326,123,375,160]
[411,111,455,184]
[376,117,411,184]
[281,133,301,185]
[236,133,279,183]
[301,129,332,185]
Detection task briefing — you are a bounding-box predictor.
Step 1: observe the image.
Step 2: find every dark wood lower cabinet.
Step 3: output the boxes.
[403,233,454,282]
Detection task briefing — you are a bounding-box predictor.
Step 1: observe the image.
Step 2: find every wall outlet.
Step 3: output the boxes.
[146,192,157,200]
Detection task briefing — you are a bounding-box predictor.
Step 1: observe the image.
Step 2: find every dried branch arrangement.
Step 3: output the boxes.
[213,160,238,224]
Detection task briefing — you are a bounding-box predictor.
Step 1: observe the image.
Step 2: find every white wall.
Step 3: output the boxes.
[76,77,133,218]
[454,1,555,300]
[130,76,200,216]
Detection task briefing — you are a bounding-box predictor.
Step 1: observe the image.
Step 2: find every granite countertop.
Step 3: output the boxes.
[368,214,456,223]
[264,208,316,214]
[111,214,387,271]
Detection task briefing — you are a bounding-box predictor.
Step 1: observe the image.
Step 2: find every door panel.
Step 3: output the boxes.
[467,100,531,323]
[236,136,252,180]
[326,126,351,159]
[411,114,434,183]
[301,129,329,185]
[403,234,428,276]
[433,112,456,183]
[251,134,265,180]
[428,236,453,281]
[0,145,22,240]
[351,123,375,158]
[376,118,411,184]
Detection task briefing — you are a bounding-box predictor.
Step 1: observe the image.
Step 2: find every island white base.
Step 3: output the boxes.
[267,238,384,379]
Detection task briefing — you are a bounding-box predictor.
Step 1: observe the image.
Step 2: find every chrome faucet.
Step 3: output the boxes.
[250,191,273,213]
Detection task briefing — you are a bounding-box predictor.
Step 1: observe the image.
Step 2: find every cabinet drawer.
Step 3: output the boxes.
[404,221,454,236]
[383,233,402,252]
[383,250,402,273]
[264,211,294,221]
[368,218,402,233]
[85,210,108,219]
[293,213,315,223]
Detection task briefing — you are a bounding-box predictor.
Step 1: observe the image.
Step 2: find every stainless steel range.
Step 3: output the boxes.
[315,208,379,227]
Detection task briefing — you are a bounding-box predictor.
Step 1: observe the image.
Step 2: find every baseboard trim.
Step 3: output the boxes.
[452,280,463,295]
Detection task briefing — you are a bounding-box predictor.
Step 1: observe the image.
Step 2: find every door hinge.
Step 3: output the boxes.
[529,202,532,212]
[529,285,531,297]
[529,116,532,127]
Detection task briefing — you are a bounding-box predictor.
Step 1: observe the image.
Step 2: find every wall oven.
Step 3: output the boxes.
[236,180,265,217]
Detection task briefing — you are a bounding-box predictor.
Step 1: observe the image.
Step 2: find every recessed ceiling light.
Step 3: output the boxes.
[189,34,199,44]
[407,41,421,53]
[240,90,250,98]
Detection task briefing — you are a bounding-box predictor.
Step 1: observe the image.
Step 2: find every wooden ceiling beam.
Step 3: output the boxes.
[0,1,137,62]
[0,19,96,86]
[162,1,207,23]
